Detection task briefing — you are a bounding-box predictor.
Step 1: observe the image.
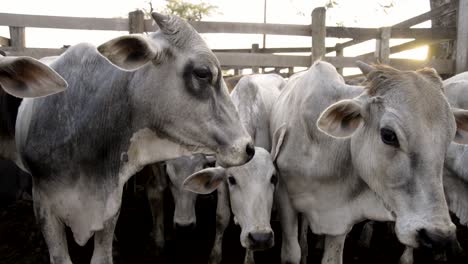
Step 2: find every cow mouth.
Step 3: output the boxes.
[165,133,215,156]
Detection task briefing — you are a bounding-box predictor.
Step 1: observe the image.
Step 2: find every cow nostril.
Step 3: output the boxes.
[174,222,196,232]
[246,143,255,161]
[248,231,274,246]
[417,228,452,250]
[418,228,433,249]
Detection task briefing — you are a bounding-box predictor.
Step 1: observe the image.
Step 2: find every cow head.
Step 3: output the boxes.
[97,13,254,167]
[184,147,276,251]
[0,55,67,98]
[165,154,214,232]
[317,61,468,249]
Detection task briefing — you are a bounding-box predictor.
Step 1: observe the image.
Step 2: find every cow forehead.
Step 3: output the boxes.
[366,69,453,128]
[227,148,274,180]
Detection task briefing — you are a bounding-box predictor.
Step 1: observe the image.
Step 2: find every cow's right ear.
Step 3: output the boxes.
[97,34,161,71]
[0,56,67,98]
[317,99,363,138]
[183,167,226,194]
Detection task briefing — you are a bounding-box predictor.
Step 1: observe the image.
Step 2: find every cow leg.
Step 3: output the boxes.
[321,233,347,264]
[91,212,119,264]
[358,221,374,248]
[145,166,166,255]
[276,179,300,264]
[243,249,255,264]
[208,183,230,264]
[398,247,413,264]
[299,214,309,264]
[34,203,72,264]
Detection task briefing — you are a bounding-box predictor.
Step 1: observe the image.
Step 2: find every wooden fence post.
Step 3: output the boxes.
[335,46,343,75]
[129,10,145,34]
[311,7,326,64]
[456,0,468,73]
[288,67,294,77]
[252,43,259,73]
[375,27,391,64]
[9,26,25,50]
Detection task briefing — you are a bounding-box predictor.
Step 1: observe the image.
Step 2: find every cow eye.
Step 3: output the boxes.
[270,174,278,185]
[193,67,211,80]
[380,128,399,147]
[228,176,237,185]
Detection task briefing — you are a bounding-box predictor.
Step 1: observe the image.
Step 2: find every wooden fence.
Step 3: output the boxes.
[0,0,467,76]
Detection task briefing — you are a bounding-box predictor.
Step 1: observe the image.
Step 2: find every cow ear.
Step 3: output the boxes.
[317,99,363,138]
[0,56,67,98]
[453,108,468,144]
[183,167,226,194]
[97,34,161,71]
[271,123,287,162]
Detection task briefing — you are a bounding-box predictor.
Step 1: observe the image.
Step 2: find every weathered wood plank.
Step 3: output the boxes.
[9,26,25,49]
[0,13,129,31]
[214,52,310,67]
[393,1,456,28]
[0,47,66,58]
[145,20,311,36]
[456,0,468,73]
[327,27,455,40]
[0,36,10,46]
[212,47,334,54]
[128,10,145,34]
[357,38,444,60]
[379,27,391,64]
[312,7,326,62]
[332,1,456,52]
[0,47,453,74]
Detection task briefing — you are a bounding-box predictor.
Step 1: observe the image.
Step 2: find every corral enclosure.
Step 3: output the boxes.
[0,0,467,77]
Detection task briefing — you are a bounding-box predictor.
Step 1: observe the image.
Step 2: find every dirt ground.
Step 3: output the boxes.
[1,187,468,264]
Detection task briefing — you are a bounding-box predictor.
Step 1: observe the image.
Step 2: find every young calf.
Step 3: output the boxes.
[183,74,285,263]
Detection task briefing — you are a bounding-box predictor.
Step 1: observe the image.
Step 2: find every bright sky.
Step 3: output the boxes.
[0,0,432,74]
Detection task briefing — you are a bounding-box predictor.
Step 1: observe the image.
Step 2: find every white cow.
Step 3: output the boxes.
[183,74,285,263]
[270,60,468,264]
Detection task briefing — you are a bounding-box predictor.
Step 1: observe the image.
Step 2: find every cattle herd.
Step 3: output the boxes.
[1,12,468,264]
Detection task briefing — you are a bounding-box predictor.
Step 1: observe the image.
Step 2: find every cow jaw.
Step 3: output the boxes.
[120,128,213,183]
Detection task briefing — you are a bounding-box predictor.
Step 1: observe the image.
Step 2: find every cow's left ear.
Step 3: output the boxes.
[97,34,162,71]
[183,167,226,194]
[453,108,468,144]
[0,56,67,98]
[317,99,363,138]
[271,123,287,162]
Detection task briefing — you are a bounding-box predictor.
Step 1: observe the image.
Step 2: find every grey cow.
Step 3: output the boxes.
[183,74,285,264]
[15,13,254,264]
[270,60,468,264]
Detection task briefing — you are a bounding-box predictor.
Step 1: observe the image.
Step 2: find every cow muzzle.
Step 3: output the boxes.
[217,137,255,167]
[417,226,457,250]
[245,229,274,251]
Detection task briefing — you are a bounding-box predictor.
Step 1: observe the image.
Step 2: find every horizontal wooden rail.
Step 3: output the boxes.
[327,27,455,40]
[0,47,453,74]
[331,0,457,52]
[212,47,334,53]
[0,13,456,41]
[0,13,129,31]
[356,39,445,60]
